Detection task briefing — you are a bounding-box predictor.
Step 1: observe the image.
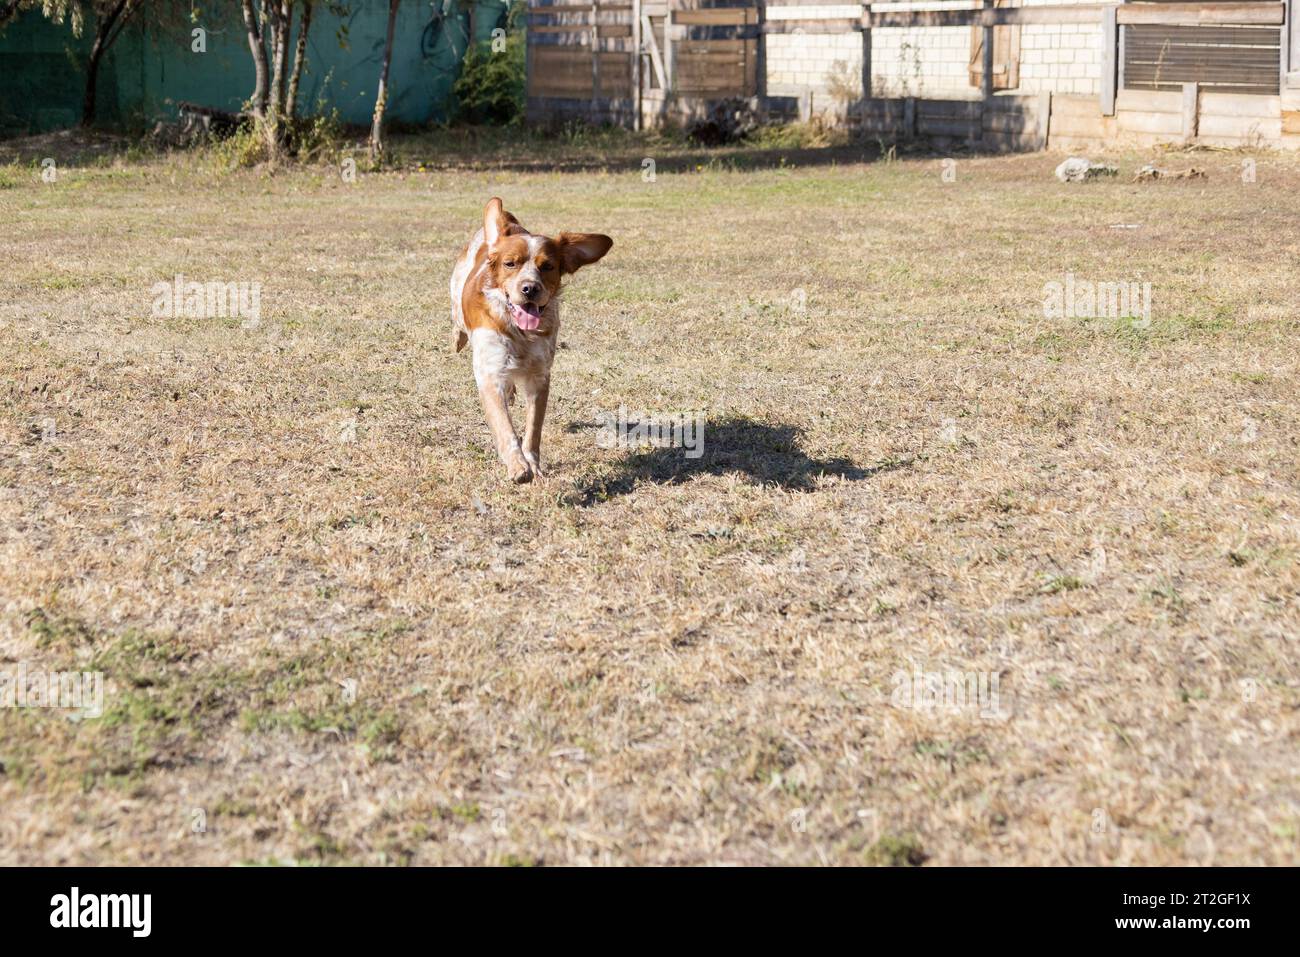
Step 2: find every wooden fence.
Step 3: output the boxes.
[525,1,1298,149]
[526,2,763,125]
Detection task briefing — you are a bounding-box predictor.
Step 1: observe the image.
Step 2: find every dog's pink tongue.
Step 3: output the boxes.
[511,303,541,331]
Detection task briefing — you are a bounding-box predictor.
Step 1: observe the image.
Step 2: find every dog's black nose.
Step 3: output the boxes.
[520,281,539,300]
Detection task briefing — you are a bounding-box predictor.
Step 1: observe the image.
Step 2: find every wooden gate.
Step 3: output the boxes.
[526,1,761,127]
[968,0,1021,91]
[526,2,636,124]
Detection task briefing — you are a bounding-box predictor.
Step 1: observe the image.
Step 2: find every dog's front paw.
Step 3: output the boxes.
[505,452,533,484]
[521,449,544,481]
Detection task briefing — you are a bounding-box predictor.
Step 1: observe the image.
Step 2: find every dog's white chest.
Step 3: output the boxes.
[470,323,557,393]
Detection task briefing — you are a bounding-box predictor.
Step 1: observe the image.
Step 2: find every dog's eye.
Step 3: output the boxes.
[540,262,555,272]
[503,260,517,269]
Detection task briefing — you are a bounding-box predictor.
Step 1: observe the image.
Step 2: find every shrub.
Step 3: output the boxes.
[452,4,526,126]
[207,122,269,169]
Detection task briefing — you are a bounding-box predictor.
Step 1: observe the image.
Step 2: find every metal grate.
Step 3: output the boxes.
[1123,24,1282,95]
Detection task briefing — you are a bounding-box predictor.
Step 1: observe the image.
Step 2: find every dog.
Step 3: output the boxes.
[450,198,612,483]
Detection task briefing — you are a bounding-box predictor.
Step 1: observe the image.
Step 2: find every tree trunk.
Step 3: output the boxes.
[83,46,105,128]
[81,0,134,127]
[268,0,291,119]
[241,0,270,117]
[284,0,313,118]
[368,0,400,166]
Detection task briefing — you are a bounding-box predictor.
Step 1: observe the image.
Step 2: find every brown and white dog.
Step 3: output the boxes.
[450,198,612,483]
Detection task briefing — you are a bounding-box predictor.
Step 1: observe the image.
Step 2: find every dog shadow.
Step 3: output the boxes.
[565,415,906,505]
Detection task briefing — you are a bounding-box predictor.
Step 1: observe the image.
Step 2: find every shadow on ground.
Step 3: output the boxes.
[428,143,896,174]
[565,415,910,505]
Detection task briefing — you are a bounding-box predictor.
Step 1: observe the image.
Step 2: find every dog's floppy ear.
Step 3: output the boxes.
[483,197,512,248]
[557,232,613,274]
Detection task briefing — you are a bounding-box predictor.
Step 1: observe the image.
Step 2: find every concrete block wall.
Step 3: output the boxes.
[765,5,866,100]
[764,2,1111,107]
[1018,23,1103,96]
[872,26,973,98]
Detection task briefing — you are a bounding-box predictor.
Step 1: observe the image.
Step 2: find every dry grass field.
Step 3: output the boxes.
[1,129,1297,865]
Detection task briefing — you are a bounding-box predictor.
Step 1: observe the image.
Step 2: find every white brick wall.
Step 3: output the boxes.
[872,26,972,98]
[762,4,1107,104]
[1016,22,1102,96]
[765,5,865,99]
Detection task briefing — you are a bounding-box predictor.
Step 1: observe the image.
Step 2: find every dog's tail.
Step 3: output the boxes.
[449,280,469,352]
